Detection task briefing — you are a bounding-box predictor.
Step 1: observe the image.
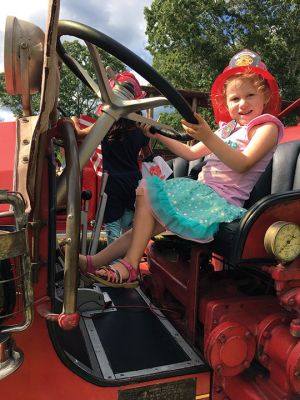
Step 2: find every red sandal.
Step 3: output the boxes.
[84,257,140,289]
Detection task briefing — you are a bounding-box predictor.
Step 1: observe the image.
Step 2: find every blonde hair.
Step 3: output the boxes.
[222,73,271,111]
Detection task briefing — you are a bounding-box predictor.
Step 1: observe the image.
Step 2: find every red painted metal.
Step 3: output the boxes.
[204,321,256,376]
[241,200,300,260]
[36,297,80,329]
[147,237,300,399]
[0,121,16,212]
[198,276,295,394]
[281,123,300,143]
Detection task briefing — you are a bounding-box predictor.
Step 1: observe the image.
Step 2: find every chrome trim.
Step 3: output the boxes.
[0,334,23,380]
[57,120,81,315]
[0,190,33,334]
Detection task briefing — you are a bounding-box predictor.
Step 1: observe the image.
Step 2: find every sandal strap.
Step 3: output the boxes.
[95,265,121,283]
[91,260,139,284]
[119,259,138,283]
[109,266,122,283]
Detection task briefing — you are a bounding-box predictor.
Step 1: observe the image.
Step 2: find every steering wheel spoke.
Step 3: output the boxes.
[85,41,117,105]
[66,52,101,98]
[126,112,174,129]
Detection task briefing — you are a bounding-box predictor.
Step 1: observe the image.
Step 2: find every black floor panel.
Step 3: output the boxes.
[93,288,190,373]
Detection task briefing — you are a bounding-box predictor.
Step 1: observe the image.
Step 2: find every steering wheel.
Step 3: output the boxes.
[57,20,196,141]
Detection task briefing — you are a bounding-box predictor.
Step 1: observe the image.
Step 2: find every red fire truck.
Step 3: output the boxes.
[1,1,300,399]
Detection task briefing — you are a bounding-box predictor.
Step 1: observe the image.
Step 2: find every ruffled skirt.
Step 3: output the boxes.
[145,176,246,242]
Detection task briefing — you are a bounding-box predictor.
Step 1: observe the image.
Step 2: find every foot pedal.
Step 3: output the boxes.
[77,288,105,312]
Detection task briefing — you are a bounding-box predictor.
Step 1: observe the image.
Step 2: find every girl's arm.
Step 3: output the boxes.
[142,124,211,161]
[182,113,279,173]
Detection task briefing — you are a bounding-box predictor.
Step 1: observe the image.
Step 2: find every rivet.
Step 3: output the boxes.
[294,370,300,379]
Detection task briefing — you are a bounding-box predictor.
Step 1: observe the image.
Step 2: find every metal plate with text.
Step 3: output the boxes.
[118,378,196,400]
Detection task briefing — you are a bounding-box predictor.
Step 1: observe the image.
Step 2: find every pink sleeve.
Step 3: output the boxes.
[247,113,284,144]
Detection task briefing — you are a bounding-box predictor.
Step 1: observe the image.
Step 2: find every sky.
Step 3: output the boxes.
[0,0,153,120]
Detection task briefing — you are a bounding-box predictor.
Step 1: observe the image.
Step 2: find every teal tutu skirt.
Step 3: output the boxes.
[146,176,246,242]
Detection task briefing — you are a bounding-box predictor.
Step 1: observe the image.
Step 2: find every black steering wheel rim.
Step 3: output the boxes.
[57,19,197,125]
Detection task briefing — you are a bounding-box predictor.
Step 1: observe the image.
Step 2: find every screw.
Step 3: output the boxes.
[215,364,222,374]
[218,334,226,343]
[261,354,269,364]
[245,331,252,339]
[215,385,223,393]
[262,331,271,339]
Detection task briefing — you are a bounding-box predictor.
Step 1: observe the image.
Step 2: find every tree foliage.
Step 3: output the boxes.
[144,0,300,126]
[0,73,41,117]
[0,40,125,117]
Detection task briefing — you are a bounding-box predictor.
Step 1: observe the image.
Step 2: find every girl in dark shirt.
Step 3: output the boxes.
[101,118,150,243]
[72,77,150,243]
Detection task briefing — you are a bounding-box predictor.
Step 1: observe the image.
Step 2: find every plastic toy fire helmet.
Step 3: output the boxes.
[211,49,281,124]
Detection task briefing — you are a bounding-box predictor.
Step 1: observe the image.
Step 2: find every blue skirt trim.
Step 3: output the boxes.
[146,176,246,241]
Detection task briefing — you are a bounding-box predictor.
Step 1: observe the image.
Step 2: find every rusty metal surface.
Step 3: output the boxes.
[0,230,27,260]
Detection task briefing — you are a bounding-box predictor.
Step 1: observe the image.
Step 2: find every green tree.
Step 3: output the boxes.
[0,40,125,117]
[144,0,300,126]
[0,73,41,117]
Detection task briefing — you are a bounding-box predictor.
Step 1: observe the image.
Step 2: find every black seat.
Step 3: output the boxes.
[166,157,206,180]
[166,140,300,265]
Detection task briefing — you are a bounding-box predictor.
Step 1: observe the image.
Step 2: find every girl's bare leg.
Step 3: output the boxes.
[79,190,165,279]
[78,229,133,271]
[125,192,164,266]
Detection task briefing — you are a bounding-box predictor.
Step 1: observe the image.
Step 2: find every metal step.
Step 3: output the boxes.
[79,286,206,381]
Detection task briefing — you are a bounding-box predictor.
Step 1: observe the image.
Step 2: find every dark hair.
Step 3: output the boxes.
[107,81,141,142]
[107,117,139,142]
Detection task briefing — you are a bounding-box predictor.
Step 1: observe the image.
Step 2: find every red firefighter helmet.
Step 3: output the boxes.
[211,49,281,124]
